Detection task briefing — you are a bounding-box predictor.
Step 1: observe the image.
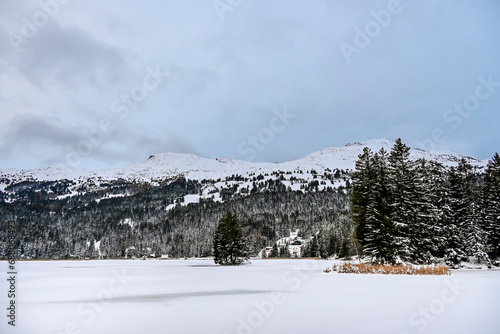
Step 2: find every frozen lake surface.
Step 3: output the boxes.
[2,259,499,334]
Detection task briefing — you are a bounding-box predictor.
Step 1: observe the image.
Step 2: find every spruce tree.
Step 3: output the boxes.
[463,165,488,262]
[387,138,416,262]
[272,242,280,258]
[482,153,500,259]
[310,235,320,258]
[351,147,375,247]
[364,148,397,264]
[302,240,311,258]
[319,234,329,259]
[414,159,446,262]
[443,165,465,264]
[441,159,480,264]
[213,212,249,265]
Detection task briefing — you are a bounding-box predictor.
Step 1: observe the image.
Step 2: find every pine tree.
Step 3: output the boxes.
[351,147,375,247]
[387,138,416,262]
[414,159,446,262]
[463,166,488,262]
[482,153,500,259]
[310,235,320,258]
[272,242,280,258]
[302,240,311,258]
[442,165,465,264]
[213,212,249,265]
[364,149,397,264]
[441,159,480,264]
[319,233,329,259]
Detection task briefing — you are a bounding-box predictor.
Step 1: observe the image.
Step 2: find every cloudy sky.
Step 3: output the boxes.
[0,0,499,170]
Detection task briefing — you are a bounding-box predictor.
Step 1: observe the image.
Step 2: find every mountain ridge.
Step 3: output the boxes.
[0,138,488,186]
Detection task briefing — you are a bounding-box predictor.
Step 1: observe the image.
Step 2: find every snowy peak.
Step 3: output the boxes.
[136,152,254,173]
[344,138,397,149]
[304,138,485,169]
[133,152,215,173]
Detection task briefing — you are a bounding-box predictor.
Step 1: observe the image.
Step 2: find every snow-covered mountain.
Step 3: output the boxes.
[0,138,488,205]
[0,138,487,183]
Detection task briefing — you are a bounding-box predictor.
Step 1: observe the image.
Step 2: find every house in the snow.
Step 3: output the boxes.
[288,239,304,258]
[263,229,307,258]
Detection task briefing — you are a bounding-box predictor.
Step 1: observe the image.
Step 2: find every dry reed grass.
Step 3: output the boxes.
[325,262,450,275]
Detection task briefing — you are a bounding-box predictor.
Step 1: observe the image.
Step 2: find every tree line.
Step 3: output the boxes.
[0,178,353,260]
[351,138,500,265]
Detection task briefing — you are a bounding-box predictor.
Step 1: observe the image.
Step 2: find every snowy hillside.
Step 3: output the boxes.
[0,138,487,184]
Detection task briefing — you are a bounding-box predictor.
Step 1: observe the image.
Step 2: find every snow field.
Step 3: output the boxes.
[1,259,498,334]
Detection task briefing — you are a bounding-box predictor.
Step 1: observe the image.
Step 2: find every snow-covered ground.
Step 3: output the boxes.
[1,259,498,334]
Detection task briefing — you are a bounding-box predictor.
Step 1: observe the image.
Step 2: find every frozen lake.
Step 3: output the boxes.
[2,259,499,334]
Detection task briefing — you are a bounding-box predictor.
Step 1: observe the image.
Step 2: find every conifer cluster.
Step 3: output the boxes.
[352,139,500,265]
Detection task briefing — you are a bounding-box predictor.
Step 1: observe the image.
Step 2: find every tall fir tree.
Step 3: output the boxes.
[463,164,488,262]
[364,148,397,264]
[387,138,417,262]
[440,159,482,264]
[318,233,329,259]
[310,235,320,258]
[482,153,500,259]
[272,242,280,258]
[351,147,375,247]
[213,212,249,265]
[414,159,446,262]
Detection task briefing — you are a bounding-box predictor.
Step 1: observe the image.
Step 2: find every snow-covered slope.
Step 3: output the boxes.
[287,138,487,171]
[0,138,487,185]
